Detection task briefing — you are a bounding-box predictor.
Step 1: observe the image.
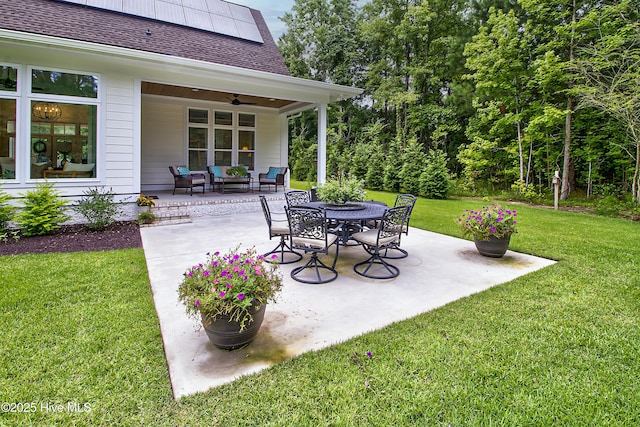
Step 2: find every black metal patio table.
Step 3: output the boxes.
[300,201,388,245]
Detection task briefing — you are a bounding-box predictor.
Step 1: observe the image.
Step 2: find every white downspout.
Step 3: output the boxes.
[317,103,328,184]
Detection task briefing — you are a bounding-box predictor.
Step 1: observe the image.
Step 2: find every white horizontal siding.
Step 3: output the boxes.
[102,75,136,195]
[141,100,185,190]
[255,111,284,174]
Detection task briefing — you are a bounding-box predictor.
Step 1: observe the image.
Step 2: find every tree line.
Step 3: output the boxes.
[278,0,640,204]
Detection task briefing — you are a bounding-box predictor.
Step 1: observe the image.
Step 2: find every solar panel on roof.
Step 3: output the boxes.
[55,0,264,43]
[182,0,208,11]
[123,2,155,16]
[205,0,232,18]
[183,7,214,31]
[156,1,186,25]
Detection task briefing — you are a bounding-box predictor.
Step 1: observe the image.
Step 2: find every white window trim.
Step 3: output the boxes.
[25,65,102,182]
[186,107,209,173]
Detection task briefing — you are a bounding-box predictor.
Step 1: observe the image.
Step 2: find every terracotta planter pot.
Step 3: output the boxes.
[201,303,266,350]
[473,235,511,258]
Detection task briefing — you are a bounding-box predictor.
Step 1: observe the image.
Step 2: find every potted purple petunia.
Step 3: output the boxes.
[457,204,518,257]
[178,245,282,350]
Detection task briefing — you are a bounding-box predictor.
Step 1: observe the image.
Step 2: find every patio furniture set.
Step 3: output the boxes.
[260,191,416,283]
[169,165,288,195]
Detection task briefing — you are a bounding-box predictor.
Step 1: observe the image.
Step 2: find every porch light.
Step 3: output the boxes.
[32,102,63,121]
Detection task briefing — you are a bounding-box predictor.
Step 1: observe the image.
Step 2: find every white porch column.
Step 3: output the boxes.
[317,102,328,184]
[280,114,290,188]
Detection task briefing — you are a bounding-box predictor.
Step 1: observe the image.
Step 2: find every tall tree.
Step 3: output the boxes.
[461,8,533,188]
[572,0,640,203]
[520,0,601,199]
[279,0,361,85]
[279,0,363,180]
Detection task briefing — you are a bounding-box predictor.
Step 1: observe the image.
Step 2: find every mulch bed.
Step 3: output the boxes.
[0,221,142,256]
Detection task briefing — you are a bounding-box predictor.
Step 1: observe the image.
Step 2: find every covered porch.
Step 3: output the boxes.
[139,77,361,196]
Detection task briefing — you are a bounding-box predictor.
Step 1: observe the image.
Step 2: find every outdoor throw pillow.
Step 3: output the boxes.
[266,167,280,179]
[177,166,190,175]
[209,166,223,177]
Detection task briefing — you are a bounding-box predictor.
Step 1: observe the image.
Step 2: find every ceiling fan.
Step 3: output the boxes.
[229,94,257,106]
[0,67,17,90]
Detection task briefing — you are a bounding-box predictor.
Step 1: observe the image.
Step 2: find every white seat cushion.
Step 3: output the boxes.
[292,234,337,249]
[352,229,398,246]
[271,222,290,235]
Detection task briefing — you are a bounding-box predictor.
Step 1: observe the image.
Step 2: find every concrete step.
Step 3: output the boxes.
[144,205,192,226]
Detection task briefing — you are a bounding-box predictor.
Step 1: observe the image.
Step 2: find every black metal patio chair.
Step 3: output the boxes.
[286,206,339,284]
[284,190,311,207]
[259,195,302,264]
[351,205,410,279]
[380,194,416,259]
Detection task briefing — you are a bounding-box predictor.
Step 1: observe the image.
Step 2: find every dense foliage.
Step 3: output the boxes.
[0,185,15,233]
[316,174,366,204]
[279,0,640,205]
[14,182,70,236]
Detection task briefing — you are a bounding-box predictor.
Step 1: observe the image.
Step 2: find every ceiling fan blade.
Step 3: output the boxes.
[1,78,16,89]
[230,94,257,106]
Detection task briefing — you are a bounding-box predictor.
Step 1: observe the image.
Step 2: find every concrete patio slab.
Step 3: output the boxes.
[140,211,555,399]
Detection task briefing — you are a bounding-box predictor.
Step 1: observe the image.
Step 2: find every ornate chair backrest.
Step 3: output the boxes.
[394,194,416,234]
[285,190,311,207]
[378,205,411,245]
[286,206,329,253]
[259,195,272,231]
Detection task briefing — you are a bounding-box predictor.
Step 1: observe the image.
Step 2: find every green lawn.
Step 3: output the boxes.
[1,193,639,426]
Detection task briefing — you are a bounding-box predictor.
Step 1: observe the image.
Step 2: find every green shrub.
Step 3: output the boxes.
[0,185,15,233]
[136,210,156,225]
[383,138,403,193]
[510,179,543,203]
[399,138,426,195]
[73,187,123,230]
[293,143,317,182]
[365,146,385,190]
[316,174,365,204]
[349,142,372,180]
[594,195,621,217]
[15,182,70,236]
[420,150,452,199]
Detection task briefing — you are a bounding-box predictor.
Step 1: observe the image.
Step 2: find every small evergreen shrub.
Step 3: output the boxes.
[399,138,426,195]
[15,182,70,236]
[349,142,371,180]
[383,137,404,193]
[420,150,452,199]
[365,146,385,190]
[0,186,15,233]
[73,187,123,230]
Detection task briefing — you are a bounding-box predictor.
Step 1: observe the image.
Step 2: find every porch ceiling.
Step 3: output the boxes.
[141,81,299,109]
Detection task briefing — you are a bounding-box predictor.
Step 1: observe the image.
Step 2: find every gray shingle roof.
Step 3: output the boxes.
[0,0,291,76]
